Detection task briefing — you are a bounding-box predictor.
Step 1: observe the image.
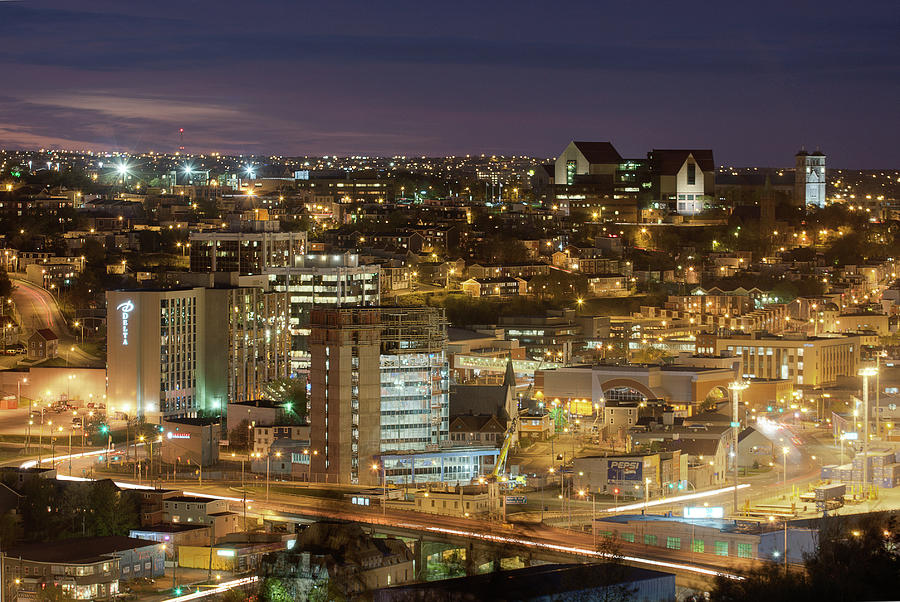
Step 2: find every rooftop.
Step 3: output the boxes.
[6,536,160,564]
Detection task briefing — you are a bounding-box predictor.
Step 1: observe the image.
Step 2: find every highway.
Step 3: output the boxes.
[4,417,852,597]
[14,447,756,590]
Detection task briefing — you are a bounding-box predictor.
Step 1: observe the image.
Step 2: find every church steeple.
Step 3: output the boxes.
[503,355,516,388]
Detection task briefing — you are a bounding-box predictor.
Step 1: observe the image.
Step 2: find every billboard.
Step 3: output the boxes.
[607,459,643,482]
[684,506,725,519]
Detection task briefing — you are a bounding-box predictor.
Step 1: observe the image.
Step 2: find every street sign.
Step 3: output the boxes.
[730,421,740,427]
[841,432,858,441]
[505,496,527,505]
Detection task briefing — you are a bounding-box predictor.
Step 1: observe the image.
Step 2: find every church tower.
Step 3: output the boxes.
[794,148,826,208]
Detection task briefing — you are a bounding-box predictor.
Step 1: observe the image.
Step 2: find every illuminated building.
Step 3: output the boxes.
[794,148,826,208]
[107,286,288,423]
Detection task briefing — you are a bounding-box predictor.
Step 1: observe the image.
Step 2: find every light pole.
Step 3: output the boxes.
[859,366,877,497]
[876,352,883,438]
[372,462,387,517]
[643,477,651,515]
[578,490,596,549]
[137,435,146,482]
[19,377,28,451]
[232,452,248,526]
[769,515,788,573]
[728,380,748,514]
[782,446,790,498]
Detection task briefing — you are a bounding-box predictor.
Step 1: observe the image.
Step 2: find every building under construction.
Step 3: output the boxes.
[308,306,449,486]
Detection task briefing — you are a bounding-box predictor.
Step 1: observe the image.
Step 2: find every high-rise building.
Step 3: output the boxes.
[107,288,228,423]
[379,307,450,452]
[267,253,380,372]
[189,230,307,273]
[308,306,451,485]
[308,308,382,485]
[225,287,291,402]
[107,285,290,423]
[794,148,826,208]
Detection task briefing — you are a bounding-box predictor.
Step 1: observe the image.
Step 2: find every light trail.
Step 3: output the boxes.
[182,490,252,503]
[424,526,741,579]
[20,448,109,469]
[160,576,259,601]
[605,483,751,514]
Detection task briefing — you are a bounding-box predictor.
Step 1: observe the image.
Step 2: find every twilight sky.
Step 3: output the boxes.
[0,0,897,167]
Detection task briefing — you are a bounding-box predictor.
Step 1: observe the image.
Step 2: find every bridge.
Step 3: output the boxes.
[237,494,754,591]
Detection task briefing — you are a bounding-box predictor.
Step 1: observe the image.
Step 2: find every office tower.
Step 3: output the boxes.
[267,253,380,372]
[225,287,291,402]
[189,230,307,273]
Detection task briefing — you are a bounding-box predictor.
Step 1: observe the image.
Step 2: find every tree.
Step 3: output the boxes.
[0,269,13,298]
[0,509,20,545]
[307,577,348,602]
[259,577,293,602]
[229,418,251,450]
[589,535,637,602]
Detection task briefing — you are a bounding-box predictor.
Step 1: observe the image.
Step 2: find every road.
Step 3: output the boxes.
[7,278,98,365]
[11,278,71,338]
[12,448,756,591]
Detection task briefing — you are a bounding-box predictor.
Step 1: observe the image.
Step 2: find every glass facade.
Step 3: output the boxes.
[380,353,449,452]
[159,296,197,415]
[268,264,380,372]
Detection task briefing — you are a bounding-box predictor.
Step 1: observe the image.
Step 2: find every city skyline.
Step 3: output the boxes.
[0,0,897,167]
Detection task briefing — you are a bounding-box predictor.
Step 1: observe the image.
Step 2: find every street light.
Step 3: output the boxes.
[782,446,790,498]
[643,477,651,514]
[577,489,597,549]
[858,366,877,497]
[372,462,387,517]
[728,380,749,514]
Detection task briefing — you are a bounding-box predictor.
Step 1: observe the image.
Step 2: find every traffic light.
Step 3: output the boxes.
[99,424,109,434]
[613,488,619,495]
[767,406,773,412]
[174,587,182,596]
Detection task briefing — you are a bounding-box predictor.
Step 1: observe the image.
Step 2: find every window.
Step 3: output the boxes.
[687,162,696,185]
[737,543,752,558]
[692,539,705,553]
[666,537,681,550]
[644,534,657,546]
[566,160,577,186]
[621,532,635,543]
[715,541,729,556]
